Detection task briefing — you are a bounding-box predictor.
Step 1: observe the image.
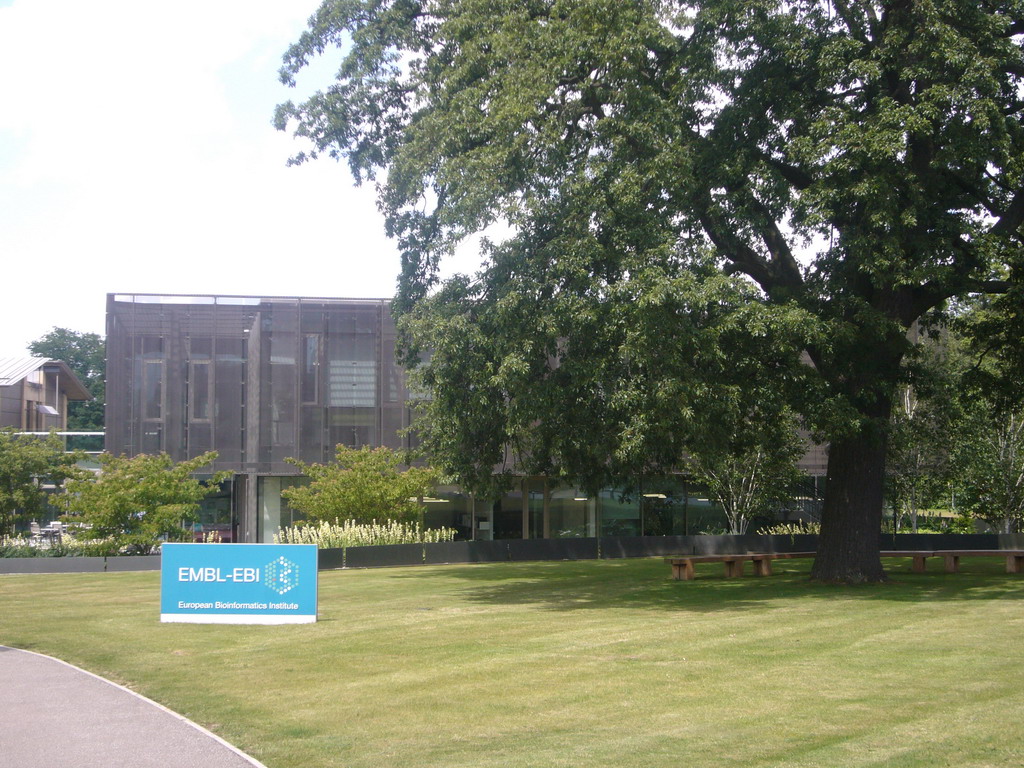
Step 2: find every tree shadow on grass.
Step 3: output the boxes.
[386,557,1024,613]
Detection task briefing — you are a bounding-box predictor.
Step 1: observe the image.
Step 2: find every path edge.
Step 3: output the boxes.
[0,645,269,768]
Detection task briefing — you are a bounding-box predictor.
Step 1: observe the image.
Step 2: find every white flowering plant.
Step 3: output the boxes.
[274,519,456,548]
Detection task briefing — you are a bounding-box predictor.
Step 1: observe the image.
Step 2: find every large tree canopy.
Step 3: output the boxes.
[277,0,1024,582]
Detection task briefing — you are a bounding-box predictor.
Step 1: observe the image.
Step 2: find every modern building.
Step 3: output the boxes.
[0,357,92,432]
[105,293,826,543]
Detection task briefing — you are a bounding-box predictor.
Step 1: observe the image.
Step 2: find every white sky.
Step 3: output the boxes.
[0,0,483,355]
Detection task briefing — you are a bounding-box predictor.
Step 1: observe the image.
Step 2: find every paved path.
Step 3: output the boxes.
[0,646,267,768]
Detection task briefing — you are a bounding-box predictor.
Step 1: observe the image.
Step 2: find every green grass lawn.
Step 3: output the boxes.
[2,557,1024,767]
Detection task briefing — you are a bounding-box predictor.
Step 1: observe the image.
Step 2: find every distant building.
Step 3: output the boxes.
[105,294,416,543]
[0,357,92,431]
[105,293,825,544]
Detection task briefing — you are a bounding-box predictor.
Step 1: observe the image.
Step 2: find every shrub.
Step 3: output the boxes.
[0,537,40,557]
[0,535,121,558]
[274,519,457,548]
[283,446,440,525]
[761,521,821,535]
[61,451,229,555]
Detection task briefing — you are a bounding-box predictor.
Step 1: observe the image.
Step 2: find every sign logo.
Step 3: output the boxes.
[160,544,317,625]
[264,556,300,595]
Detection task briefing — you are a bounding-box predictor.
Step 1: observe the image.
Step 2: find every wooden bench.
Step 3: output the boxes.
[878,550,1024,574]
[934,550,1024,574]
[880,550,934,574]
[668,552,815,581]
[667,550,1024,580]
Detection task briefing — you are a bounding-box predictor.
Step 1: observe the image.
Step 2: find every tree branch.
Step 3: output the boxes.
[992,190,1024,240]
[698,210,775,290]
[961,280,1011,295]
[940,169,999,217]
[910,252,1010,321]
[755,150,814,191]
[746,196,805,290]
[831,0,869,44]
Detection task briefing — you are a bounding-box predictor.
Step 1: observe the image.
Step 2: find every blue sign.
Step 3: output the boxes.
[160,543,318,624]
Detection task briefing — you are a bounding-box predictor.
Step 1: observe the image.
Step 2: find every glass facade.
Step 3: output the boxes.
[257,476,309,541]
[421,488,473,540]
[499,477,736,539]
[191,479,234,541]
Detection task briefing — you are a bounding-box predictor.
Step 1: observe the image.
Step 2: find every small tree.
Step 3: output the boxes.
[954,298,1024,533]
[951,406,1024,534]
[887,388,949,532]
[62,452,228,553]
[685,399,806,535]
[0,428,82,536]
[885,330,963,532]
[283,446,440,526]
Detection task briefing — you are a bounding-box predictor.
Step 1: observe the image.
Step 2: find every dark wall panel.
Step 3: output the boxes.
[507,537,600,562]
[105,555,161,572]
[692,535,747,555]
[882,533,1000,551]
[344,543,424,568]
[423,541,474,565]
[4,534,1020,575]
[0,558,106,574]
[999,533,1024,549]
[600,536,693,559]
[462,541,511,563]
[765,534,819,553]
[318,547,345,570]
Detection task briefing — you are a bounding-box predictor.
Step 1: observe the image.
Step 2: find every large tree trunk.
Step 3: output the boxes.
[811,426,889,583]
[805,304,912,583]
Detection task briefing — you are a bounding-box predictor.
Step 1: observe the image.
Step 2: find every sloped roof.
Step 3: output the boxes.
[0,357,93,400]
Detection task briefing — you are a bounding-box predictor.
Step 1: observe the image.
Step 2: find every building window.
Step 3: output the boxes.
[301,334,320,404]
[142,360,164,420]
[189,361,211,421]
[327,332,377,408]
